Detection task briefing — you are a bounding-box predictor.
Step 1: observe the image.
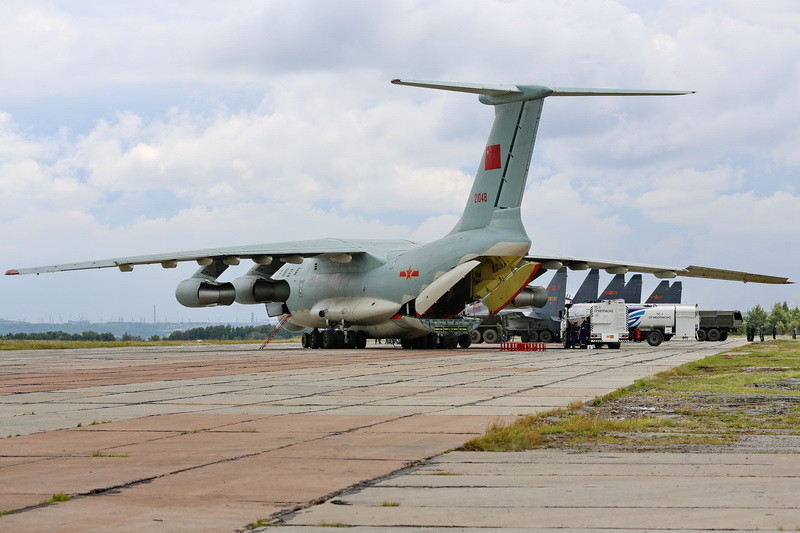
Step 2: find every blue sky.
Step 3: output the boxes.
[1,0,798,324]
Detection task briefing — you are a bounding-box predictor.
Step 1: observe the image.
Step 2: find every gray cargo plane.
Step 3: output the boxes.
[5,79,792,349]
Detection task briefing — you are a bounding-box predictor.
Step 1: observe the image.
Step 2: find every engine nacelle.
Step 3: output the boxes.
[232,276,291,304]
[510,285,548,309]
[175,278,236,308]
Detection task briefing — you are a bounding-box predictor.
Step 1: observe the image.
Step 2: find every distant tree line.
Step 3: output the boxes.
[3,331,117,341]
[164,324,292,341]
[744,302,800,333]
[3,324,294,342]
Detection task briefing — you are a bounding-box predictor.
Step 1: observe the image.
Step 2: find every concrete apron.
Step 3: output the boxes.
[0,339,747,532]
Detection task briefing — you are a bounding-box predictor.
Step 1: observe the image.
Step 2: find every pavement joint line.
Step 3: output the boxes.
[2,410,424,517]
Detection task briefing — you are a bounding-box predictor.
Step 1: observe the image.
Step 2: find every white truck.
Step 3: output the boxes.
[560,299,628,349]
[627,304,699,346]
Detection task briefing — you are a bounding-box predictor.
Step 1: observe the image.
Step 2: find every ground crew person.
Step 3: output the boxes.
[579,319,589,348]
[759,324,765,342]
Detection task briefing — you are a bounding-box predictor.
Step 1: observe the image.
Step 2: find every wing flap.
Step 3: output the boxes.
[6,238,419,275]
[528,254,792,285]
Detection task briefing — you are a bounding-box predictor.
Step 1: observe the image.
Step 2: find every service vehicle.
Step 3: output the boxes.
[627,304,699,346]
[697,310,742,341]
[561,299,628,349]
[467,267,567,344]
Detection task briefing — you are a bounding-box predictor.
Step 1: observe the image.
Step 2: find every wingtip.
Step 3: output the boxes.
[5,269,20,275]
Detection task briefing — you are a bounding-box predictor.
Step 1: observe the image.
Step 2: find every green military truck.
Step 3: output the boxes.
[697,310,742,341]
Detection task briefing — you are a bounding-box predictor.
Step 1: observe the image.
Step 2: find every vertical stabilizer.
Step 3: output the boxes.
[573,269,599,303]
[529,267,568,319]
[645,280,670,303]
[668,281,683,304]
[622,274,643,303]
[448,98,545,233]
[600,274,626,299]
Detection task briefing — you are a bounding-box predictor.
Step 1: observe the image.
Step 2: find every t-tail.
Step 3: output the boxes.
[392,80,694,237]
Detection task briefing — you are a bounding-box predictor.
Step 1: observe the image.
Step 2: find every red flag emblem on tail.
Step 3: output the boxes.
[485,144,501,170]
[399,267,420,279]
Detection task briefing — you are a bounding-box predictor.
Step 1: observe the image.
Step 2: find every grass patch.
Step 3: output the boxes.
[381,501,400,507]
[461,340,800,452]
[319,522,348,527]
[91,451,128,458]
[37,493,71,506]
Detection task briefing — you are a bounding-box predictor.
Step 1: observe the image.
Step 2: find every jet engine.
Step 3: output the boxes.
[232,276,290,305]
[175,278,236,307]
[509,285,548,309]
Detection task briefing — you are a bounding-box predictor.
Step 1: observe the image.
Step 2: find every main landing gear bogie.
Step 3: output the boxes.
[401,333,472,350]
[302,329,368,350]
[303,330,472,350]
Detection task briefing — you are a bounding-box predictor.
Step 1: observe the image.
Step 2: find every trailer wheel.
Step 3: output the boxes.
[520,332,531,342]
[646,330,663,347]
[719,331,728,341]
[469,330,483,344]
[697,329,707,342]
[608,342,621,349]
[706,328,721,342]
[482,328,499,344]
[539,330,554,343]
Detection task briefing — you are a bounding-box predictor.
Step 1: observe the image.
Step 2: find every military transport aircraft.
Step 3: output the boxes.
[5,79,792,349]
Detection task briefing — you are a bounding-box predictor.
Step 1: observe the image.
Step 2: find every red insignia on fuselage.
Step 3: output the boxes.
[399,267,420,279]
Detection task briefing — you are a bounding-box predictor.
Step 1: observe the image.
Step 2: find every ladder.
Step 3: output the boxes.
[259,314,291,350]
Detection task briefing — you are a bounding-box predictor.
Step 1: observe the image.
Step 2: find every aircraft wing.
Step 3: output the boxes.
[527,254,793,285]
[5,238,418,275]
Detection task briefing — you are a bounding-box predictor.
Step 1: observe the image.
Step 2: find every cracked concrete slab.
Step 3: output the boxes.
[3,338,785,532]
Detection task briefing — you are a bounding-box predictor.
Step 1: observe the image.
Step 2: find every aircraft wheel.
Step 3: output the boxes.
[344,330,358,349]
[706,328,721,342]
[301,332,310,348]
[539,330,553,344]
[334,330,345,348]
[646,330,663,347]
[322,330,335,349]
[356,330,368,349]
[400,338,413,349]
[310,329,322,349]
[482,328,499,344]
[697,329,707,342]
[469,330,482,344]
[458,334,471,348]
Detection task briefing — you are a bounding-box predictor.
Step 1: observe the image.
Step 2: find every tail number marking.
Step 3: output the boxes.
[474,192,488,203]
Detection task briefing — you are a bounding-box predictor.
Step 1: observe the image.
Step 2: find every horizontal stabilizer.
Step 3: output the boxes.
[391,79,521,96]
[550,87,695,97]
[392,79,694,100]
